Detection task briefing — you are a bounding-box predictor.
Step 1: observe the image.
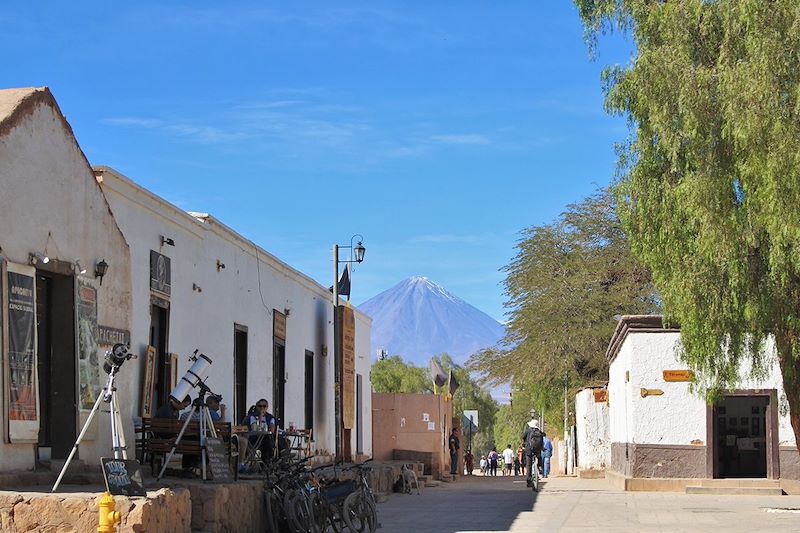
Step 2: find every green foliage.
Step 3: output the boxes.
[370,355,431,394]
[575,0,800,443]
[432,354,499,453]
[469,188,658,396]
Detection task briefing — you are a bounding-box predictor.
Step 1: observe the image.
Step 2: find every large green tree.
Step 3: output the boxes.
[574,0,800,447]
[469,188,658,397]
[370,355,431,394]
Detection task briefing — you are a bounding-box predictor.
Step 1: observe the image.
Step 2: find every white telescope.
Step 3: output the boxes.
[170,351,213,402]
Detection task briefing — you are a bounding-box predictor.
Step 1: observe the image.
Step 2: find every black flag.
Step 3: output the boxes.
[430,359,448,388]
[329,264,351,296]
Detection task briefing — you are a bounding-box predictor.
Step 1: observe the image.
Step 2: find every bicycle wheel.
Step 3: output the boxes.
[342,491,377,533]
[531,458,539,493]
[308,492,331,533]
[264,490,282,533]
[284,490,314,533]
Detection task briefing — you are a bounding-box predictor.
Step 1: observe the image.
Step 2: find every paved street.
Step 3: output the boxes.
[377,475,800,532]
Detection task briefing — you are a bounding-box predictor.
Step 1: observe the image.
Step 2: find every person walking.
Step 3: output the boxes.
[542,435,553,478]
[488,447,499,476]
[464,450,474,475]
[448,427,460,475]
[502,444,515,476]
[517,445,526,476]
[479,455,487,476]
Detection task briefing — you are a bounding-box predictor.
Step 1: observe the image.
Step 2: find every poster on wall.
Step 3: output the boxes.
[341,304,356,429]
[140,346,156,418]
[6,263,39,442]
[77,279,100,409]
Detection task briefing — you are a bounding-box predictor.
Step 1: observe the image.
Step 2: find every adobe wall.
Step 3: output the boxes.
[372,393,454,478]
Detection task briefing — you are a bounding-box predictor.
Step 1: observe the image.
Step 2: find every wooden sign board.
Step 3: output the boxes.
[341,305,356,429]
[101,458,146,497]
[663,370,694,382]
[205,437,233,483]
[593,389,608,403]
[273,310,286,342]
[640,388,664,398]
[140,346,156,418]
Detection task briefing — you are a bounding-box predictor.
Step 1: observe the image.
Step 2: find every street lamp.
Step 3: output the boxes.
[332,234,366,461]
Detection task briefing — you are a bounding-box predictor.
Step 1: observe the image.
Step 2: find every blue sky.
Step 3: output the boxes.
[1,1,632,322]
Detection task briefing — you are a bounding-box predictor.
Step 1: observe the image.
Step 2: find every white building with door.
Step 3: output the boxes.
[606,315,799,482]
[0,88,132,471]
[0,86,373,475]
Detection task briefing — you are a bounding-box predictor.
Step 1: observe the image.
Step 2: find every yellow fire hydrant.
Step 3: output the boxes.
[98,491,121,532]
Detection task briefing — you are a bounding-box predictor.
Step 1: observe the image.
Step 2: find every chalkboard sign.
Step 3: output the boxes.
[101,458,146,497]
[205,437,233,483]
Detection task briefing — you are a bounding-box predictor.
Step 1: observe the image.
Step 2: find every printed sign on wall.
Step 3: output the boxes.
[77,280,100,410]
[149,250,171,296]
[6,263,39,442]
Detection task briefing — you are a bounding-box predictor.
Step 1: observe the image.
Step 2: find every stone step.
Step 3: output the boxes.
[697,478,780,488]
[686,486,784,496]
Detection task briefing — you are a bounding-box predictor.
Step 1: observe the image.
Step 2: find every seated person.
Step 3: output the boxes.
[179,395,225,423]
[248,398,276,460]
[155,395,191,420]
[153,395,197,474]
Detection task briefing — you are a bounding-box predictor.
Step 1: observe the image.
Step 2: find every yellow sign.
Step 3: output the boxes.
[593,389,608,403]
[640,388,664,398]
[341,305,356,429]
[663,370,693,382]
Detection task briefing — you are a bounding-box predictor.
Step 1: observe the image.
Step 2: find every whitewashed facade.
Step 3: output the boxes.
[0,86,373,475]
[607,315,799,480]
[575,387,610,471]
[95,166,373,460]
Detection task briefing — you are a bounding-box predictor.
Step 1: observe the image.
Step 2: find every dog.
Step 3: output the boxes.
[401,463,421,495]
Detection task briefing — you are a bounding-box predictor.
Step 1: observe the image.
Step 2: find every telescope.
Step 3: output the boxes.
[170,350,213,403]
[102,343,136,375]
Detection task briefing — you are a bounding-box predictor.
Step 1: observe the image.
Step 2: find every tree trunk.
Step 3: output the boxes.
[776,333,800,454]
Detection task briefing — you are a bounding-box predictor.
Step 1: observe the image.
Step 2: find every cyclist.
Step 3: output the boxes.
[522,411,544,487]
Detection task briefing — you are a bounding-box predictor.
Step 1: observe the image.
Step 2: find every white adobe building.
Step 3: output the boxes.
[0,86,373,475]
[606,315,799,484]
[575,387,610,473]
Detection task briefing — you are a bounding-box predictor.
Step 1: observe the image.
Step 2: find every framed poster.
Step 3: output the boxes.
[169,353,179,391]
[140,346,156,418]
[6,263,39,442]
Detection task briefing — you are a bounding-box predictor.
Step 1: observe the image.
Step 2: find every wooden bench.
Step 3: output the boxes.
[139,418,232,474]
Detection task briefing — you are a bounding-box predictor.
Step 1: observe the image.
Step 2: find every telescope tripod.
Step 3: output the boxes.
[157,388,218,481]
[52,365,128,492]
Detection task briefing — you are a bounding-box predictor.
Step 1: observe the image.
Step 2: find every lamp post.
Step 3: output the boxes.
[332,235,365,461]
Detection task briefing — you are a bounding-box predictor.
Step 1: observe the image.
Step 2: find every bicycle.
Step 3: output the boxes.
[341,461,378,533]
[528,454,540,493]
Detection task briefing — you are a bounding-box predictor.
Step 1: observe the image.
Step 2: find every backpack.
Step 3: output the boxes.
[525,427,544,453]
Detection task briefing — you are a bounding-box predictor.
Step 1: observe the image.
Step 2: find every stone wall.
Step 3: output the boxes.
[780,446,800,480]
[0,488,191,533]
[610,442,706,478]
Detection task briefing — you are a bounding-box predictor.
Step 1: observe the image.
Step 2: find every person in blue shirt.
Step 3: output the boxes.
[248,398,277,460]
[542,435,553,478]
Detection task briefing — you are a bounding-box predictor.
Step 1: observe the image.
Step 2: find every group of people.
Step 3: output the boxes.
[153,393,280,475]
[469,412,553,485]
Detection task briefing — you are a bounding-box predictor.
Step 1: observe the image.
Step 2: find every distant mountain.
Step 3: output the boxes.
[358,277,506,366]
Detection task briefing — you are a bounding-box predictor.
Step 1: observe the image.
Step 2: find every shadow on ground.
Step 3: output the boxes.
[377,474,543,533]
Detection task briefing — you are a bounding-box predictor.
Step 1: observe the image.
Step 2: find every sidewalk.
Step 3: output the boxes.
[377,474,800,533]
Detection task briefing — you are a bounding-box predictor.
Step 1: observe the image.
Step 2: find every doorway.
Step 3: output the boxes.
[304,350,314,432]
[273,340,286,427]
[149,302,170,410]
[234,325,248,425]
[35,271,76,462]
[712,394,770,478]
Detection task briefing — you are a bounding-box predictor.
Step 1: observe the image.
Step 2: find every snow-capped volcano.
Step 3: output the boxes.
[358,277,506,365]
